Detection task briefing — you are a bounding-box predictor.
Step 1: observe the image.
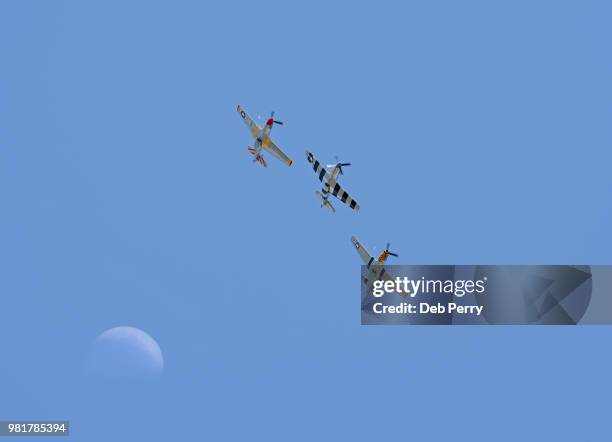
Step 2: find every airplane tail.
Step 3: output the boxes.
[248,146,267,167]
[315,191,335,213]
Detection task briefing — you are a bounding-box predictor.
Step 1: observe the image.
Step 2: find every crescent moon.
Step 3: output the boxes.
[88,326,164,377]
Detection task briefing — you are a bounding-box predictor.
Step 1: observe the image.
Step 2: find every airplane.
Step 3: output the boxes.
[237,105,293,167]
[351,236,399,288]
[305,150,360,212]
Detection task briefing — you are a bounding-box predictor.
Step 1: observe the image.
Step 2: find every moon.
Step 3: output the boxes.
[88,326,164,377]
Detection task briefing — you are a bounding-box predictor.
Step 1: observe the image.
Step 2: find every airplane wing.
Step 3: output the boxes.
[237,105,260,139]
[263,137,293,166]
[328,181,359,211]
[306,151,359,211]
[351,236,374,265]
[306,150,331,183]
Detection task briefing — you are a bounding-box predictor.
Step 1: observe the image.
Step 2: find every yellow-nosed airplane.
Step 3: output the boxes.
[351,236,399,287]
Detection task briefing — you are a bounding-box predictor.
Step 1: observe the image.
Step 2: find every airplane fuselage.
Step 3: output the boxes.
[321,171,340,196]
[253,127,273,150]
[251,131,269,156]
[362,260,388,287]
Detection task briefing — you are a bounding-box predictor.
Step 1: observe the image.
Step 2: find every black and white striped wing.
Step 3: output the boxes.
[305,150,331,183]
[328,181,359,211]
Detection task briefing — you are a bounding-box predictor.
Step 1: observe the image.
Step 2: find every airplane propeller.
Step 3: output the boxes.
[270,111,284,126]
[257,111,284,127]
[384,242,399,258]
[327,156,351,175]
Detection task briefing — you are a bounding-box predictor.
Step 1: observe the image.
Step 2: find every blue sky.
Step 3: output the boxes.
[1,1,612,440]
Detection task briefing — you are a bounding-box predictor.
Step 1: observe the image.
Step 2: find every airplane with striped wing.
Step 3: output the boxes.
[305,150,360,213]
[237,105,293,168]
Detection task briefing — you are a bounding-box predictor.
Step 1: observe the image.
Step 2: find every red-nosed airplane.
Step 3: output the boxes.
[237,105,293,167]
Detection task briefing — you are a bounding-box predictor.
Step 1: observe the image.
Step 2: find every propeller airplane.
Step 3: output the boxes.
[351,236,399,289]
[306,150,360,212]
[237,105,293,167]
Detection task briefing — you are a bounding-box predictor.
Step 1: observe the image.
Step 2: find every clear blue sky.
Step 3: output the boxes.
[1,1,612,440]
